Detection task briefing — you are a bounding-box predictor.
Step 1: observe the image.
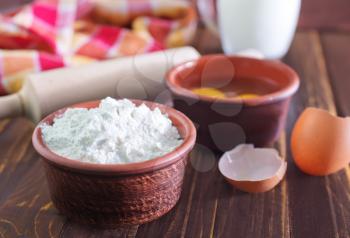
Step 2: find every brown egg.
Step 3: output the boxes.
[218,144,287,193]
[291,107,350,176]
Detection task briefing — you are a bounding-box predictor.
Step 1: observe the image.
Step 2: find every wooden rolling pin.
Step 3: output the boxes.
[0,47,200,123]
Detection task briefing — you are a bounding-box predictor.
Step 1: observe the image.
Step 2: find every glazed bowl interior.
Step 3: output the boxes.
[166,55,299,105]
[32,99,196,175]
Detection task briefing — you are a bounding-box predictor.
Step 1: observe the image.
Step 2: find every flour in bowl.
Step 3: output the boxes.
[41,97,183,164]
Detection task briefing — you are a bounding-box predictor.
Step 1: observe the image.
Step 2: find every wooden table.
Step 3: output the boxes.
[0,29,349,238]
[1,3,350,238]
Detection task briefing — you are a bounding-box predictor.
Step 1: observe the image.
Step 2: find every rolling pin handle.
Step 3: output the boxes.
[0,93,23,119]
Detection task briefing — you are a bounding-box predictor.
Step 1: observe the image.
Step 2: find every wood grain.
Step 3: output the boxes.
[299,0,350,31]
[320,32,350,116]
[284,31,350,238]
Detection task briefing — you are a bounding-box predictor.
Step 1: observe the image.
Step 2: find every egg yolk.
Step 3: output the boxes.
[191,88,226,98]
[236,94,259,99]
[191,88,259,100]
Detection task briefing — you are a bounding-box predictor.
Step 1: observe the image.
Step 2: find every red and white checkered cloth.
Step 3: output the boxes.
[0,0,197,95]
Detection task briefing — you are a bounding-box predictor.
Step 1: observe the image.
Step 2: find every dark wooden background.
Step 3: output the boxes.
[0,0,349,238]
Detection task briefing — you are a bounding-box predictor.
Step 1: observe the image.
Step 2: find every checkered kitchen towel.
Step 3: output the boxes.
[0,0,197,95]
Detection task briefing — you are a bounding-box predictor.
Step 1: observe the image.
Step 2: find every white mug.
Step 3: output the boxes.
[198,0,301,59]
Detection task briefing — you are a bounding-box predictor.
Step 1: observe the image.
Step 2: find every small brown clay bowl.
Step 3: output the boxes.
[32,99,196,228]
[166,55,299,152]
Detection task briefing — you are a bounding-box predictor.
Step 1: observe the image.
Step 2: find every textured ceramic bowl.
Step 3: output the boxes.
[32,99,196,228]
[166,55,299,151]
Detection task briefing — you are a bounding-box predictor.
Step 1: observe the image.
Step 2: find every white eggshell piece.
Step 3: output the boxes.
[218,144,286,181]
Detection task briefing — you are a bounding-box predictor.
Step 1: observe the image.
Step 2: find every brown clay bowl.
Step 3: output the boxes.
[166,55,299,152]
[32,99,196,228]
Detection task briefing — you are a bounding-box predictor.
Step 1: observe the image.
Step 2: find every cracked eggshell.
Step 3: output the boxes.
[218,144,287,193]
[291,107,350,176]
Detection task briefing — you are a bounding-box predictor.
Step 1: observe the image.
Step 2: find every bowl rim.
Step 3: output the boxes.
[32,99,197,175]
[166,55,300,106]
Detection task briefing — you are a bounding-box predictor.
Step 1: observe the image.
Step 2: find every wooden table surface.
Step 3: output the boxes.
[1,2,350,238]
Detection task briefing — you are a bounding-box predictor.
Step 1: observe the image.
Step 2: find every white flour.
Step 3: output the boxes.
[41,97,183,164]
